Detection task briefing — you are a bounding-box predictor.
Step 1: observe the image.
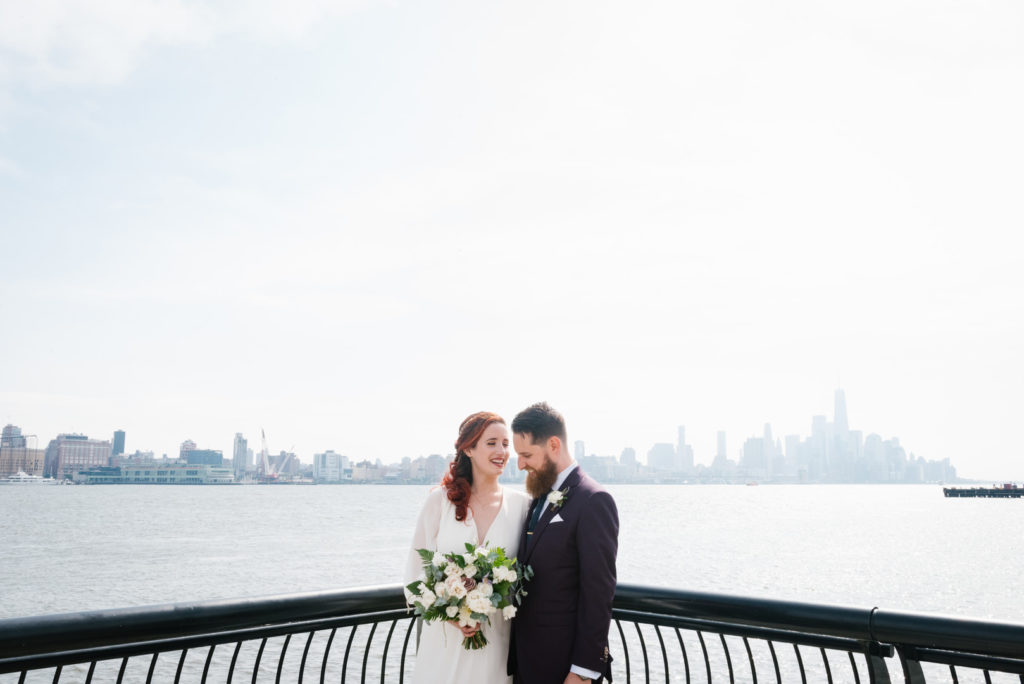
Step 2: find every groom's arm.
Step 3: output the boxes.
[571,490,619,679]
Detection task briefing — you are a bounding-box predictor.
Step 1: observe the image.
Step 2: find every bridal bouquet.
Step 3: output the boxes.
[406,542,533,649]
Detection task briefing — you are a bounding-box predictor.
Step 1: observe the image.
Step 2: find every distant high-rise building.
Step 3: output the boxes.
[716,431,727,460]
[574,441,585,460]
[187,449,223,466]
[620,447,637,466]
[233,433,248,479]
[112,430,125,456]
[2,425,27,448]
[179,440,197,459]
[44,434,112,480]
[676,426,694,473]
[0,424,44,476]
[647,443,677,471]
[834,389,849,437]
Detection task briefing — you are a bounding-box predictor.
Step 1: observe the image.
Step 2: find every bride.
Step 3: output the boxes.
[404,411,530,684]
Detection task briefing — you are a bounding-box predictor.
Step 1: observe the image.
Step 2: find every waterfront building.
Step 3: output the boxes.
[179,440,197,459]
[313,450,349,482]
[78,462,234,484]
[112,430,125,456]
[44,434,113,480]
[676,426,695,474]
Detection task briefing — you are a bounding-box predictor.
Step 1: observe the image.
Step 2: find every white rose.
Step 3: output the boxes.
[468,594,492,614]
[457,604,477,627]
[462,553,475,565]
[463,563,478,578]
[419,589,436,607]
[492,566,509,582]
[502,605,517,620]
[445,575,467,599]
[547,491,563,506]
[445,605,459,618]
[475,546,488,557]
[504,569,517,583]
[478,581,493,597]
[444,563,461,577]
[432,552,446,567]
[434,582,446,597]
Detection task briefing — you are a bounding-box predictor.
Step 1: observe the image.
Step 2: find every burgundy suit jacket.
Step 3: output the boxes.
[509,467,619,683]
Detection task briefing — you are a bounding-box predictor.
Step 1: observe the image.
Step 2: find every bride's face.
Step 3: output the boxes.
[466,422,511,480]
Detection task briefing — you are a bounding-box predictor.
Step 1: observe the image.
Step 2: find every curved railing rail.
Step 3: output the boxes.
[2,584,1023,683]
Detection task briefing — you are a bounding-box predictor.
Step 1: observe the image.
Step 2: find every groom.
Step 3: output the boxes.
[508,402,619,684]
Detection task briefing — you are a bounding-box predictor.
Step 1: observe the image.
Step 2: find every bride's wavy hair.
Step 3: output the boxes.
[442,411,506,522]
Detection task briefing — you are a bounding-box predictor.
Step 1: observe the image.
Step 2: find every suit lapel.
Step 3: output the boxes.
[524,467,583,560]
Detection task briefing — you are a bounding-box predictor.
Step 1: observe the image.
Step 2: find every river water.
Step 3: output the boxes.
[1,483,1020,623]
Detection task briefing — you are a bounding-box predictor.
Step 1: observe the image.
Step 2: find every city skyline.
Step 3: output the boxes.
[0,388,970,482]
[2,2,1022,481]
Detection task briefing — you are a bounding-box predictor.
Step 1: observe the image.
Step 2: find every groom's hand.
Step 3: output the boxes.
[563,674,591,683]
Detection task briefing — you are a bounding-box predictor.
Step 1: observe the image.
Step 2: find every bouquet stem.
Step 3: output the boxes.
[462,632,488,650]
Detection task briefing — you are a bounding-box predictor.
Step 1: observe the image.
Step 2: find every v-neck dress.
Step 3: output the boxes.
[404,487,531,684]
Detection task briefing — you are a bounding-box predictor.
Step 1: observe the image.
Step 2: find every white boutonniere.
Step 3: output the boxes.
[547,488,569,512]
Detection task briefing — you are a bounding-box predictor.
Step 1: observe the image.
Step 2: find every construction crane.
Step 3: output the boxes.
[257,429,278,481]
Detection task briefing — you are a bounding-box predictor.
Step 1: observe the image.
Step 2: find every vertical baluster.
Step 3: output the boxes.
[719,634,735,684]
[380,619,399,684]
[847,650,861,684]
[298,631,315,684]
[275,634,292,684]
[633,621,650,683]
[948,665,958,684]
[653,625,669,684]
[673,627,690,684]
[18,671,27,684]
[615,619,631,684]
[341,624,361,684]
[84,661,97,684]
[361,622,379,684]
[227,642,243,684]
[767,641,781,684]
[320,628,338,684]
[742,637,757,684]
[51,665,62,684]
[252,638,268,684]
[116,656,129,684]
[696,631,712,684]
[145,653,159,684]
[399,617,417,684]
[793,645,807,684]
[820,648,833,684]
[175,649,189,684]
[983,670,993,684]
[201,645,216,684]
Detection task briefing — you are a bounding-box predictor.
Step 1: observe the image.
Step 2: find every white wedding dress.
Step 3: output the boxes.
[404,487,531,684]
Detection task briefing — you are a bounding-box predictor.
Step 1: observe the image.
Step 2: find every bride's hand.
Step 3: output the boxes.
[449,621,480,637]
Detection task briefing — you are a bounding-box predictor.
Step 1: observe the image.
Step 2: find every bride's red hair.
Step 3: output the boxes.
[442,411,506,522]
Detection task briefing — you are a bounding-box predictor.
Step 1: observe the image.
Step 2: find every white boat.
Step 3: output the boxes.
[0,471,59,485]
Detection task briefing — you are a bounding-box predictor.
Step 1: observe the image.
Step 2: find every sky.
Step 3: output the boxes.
[1,0,1022,480]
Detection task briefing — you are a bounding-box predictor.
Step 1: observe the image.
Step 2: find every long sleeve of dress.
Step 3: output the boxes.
[404,488,444,586]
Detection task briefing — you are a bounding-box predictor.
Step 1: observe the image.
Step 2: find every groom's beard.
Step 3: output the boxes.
[524,455,558,498]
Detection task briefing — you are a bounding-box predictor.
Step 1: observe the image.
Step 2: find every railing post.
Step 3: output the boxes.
[865,641,893,684]
[896,646,927,684]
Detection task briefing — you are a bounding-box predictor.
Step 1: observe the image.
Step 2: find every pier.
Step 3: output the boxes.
[943,484,1024,498]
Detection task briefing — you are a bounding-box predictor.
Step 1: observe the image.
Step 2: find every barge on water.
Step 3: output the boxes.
[943,483,1023,498]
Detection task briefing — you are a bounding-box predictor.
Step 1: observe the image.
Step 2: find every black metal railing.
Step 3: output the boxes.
[2,584,1023,683]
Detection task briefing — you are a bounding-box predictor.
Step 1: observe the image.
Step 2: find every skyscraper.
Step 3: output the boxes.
[112,430,125,456]
[834,389,849,438]
[233,433,248,480]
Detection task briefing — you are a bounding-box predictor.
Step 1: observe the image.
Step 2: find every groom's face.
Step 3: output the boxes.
[515,433,559,498]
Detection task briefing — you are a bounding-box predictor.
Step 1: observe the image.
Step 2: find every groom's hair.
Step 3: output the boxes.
[512,402,567,447]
